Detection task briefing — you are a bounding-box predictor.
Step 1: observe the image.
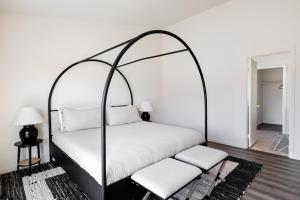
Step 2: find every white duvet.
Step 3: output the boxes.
[52,121,205,185]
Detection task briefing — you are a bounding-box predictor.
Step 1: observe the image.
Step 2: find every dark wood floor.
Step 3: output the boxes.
[257,123,282,132]
[208,142,300,200]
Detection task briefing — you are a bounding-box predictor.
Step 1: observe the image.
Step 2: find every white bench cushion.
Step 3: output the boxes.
[175,145,228,170]
[132,158,201,199]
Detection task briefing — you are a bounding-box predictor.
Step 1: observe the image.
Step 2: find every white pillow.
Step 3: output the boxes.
[106,105,141,126]
[58,107,102,132]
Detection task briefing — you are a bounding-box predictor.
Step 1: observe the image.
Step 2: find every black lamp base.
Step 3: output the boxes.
[19,125,38,145]
[141,112,150,121]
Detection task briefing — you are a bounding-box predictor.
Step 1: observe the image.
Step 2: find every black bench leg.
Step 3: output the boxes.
[185,179,198,200]
[206,159,227,197]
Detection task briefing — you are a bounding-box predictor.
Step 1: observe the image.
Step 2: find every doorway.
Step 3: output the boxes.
[248,52,291,156]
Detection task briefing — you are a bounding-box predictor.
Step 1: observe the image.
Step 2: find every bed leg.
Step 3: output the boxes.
[141,191,151,200]
[49,155,54,163]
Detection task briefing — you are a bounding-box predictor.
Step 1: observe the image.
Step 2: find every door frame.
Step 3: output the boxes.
[247,48,295,159]
[248,59,258,147]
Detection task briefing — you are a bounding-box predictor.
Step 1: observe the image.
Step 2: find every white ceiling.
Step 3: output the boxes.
[0,0,230,28]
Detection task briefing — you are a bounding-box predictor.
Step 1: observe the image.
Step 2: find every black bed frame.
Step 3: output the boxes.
[48,30,207,200]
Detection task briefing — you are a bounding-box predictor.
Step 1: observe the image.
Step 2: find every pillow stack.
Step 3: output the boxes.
[106,105,141,126]
[58,105,141,132]
[58,107,102,132]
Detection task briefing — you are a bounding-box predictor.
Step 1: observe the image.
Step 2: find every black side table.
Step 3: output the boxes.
[14,139,43,175]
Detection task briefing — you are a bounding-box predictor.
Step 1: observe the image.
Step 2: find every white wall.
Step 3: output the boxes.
[160,0,300,159]
[261,68,283,125]
[0,14,162,173]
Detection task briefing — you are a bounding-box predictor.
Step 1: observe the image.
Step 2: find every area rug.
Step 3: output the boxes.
[0,156,262,200]
[269,134,289,155]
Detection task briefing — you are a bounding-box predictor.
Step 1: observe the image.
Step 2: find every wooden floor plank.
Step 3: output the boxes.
[208,142,300,200]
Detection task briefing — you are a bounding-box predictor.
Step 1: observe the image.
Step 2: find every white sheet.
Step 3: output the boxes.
[52,121,205,185]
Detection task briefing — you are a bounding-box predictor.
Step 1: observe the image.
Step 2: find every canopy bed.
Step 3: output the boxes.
[48,30,207,200]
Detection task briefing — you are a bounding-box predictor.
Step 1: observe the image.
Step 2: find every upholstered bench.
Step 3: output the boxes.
[132,158,202,200]
[175,145,228,198]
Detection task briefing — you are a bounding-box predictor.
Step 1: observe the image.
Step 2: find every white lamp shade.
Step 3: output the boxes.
[15,107,44,126]
[139,101,153,112]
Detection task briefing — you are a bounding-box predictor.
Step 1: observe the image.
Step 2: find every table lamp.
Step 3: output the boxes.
[15,107,43,144]
[139,101,153,121]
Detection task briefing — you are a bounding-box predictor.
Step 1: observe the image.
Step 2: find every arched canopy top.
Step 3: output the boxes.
[48,30,207,200]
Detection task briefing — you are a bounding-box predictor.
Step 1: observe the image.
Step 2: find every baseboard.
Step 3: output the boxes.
[0,163,15,175]
[256,123,263,129]
[208,137,247,149]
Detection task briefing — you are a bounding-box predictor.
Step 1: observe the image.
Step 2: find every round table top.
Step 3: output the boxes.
[14,139,43,147]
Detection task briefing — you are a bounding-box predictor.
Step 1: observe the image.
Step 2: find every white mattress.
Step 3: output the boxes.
[52,121,205,186]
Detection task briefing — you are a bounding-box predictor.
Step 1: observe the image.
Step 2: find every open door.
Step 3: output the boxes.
[248,59,258,147]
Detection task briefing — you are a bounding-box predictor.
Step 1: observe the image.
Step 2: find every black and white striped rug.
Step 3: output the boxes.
[0,156,262,200]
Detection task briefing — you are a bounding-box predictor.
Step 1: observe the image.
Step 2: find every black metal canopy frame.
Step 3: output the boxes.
[48,30,207,200]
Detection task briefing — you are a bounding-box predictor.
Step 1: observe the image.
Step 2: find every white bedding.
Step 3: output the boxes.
[52,121,205,186]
